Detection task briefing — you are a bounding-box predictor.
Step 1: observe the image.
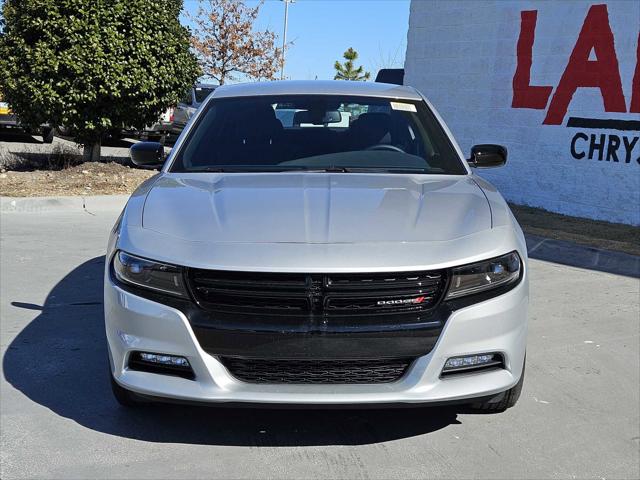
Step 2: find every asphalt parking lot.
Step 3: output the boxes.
[1,205,639,479]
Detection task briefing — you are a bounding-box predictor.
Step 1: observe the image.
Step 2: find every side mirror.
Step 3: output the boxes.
[468,144,507,168]
[130,142,164,168]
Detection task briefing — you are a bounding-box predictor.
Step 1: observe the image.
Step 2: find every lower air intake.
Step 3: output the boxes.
[220,357,412,384]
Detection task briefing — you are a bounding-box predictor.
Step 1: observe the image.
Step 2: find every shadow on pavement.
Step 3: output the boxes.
[101,137,136,148]
[0,131,42,144]
[525,234,640,278]
[3,256,460,447]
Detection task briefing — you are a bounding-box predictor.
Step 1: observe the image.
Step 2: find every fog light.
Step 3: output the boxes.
[139,352,190,366]
[171,356,189,366]
[140,352,157,362]
[129,351,194,379]
[442,353,502,376]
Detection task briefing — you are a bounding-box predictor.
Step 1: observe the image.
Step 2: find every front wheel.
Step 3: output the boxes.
[470,358,525,412]
[41,126,54,144]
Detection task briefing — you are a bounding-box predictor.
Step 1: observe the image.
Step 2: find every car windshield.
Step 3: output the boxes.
[194,87,215,104]
[170,95,467,174]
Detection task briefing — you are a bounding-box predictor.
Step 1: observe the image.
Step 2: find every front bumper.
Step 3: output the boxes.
[0,113,19,128]
[141,121,172,136]
[105,269,528,405]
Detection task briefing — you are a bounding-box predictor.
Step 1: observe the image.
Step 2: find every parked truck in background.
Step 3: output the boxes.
[0,94,54,143]
[170,83,217,137]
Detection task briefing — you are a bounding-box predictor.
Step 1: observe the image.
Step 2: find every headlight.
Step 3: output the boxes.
[112,251,188,298]
[445,251,521,299]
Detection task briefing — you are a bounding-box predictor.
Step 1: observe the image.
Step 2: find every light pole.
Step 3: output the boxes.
[280,0,294,80]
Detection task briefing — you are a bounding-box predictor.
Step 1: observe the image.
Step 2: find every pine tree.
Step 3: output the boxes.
[334,48,371,81]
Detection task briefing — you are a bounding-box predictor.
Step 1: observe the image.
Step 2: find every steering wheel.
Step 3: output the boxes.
[365,144,405,153]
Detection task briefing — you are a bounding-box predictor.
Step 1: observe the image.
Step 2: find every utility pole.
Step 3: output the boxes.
[280,0,294,80]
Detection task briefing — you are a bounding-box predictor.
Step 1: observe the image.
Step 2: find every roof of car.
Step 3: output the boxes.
[212,80,422,101]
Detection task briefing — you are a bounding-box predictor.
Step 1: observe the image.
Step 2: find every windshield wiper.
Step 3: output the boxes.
[188,165,308,173]
[186,166,436,174]
[306,166,351,173]
[302,167,433,174]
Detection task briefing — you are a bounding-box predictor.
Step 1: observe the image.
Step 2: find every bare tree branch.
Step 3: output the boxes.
[188,0,286,84]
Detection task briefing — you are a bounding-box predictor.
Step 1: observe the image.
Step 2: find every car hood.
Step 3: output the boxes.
[140,173,491,244]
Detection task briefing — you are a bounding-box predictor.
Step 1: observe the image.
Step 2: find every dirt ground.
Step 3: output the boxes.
[0,162,156,197]
[509,204,639,256]
[1,161,638,256]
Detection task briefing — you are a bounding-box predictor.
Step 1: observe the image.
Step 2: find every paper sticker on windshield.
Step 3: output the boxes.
[390,102,417,112]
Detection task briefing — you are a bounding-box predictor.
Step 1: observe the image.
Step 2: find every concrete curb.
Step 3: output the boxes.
[0,195,129,214]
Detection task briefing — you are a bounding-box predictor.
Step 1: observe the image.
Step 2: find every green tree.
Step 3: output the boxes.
[334,47,370,81]
[0,0,201,161]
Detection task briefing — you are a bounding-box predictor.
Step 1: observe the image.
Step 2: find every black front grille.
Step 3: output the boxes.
[187,269,447,316]
[220,357,412,384]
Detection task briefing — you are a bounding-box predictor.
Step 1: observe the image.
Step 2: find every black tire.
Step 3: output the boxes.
[42,126,54,144]
[112,129,124,140]
[470,358,525,412]
[110,373,142,408]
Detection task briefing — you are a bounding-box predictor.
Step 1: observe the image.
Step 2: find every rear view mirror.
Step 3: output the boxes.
[130,142,164,168]
[322,111,342,123]
[468,144,507,168]
[293,110,342,125]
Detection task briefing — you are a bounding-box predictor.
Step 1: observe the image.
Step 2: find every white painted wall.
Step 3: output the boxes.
[404,0,640,225]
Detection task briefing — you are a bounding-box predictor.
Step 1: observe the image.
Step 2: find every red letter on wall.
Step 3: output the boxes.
[543,4,627,125]
[512,10,552,109]
[630,32,640,113]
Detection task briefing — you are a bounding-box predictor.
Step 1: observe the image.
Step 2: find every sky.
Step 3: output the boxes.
[182,0,411,82]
